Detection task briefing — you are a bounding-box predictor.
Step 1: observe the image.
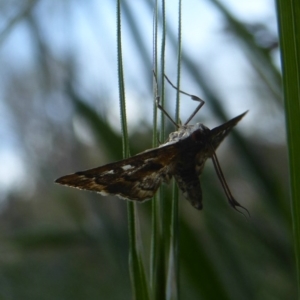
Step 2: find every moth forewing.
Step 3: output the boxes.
[55,141,180,201]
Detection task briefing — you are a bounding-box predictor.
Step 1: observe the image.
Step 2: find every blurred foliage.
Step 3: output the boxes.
[0,0,296,300]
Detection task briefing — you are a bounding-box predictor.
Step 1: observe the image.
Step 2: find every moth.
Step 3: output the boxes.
[56,75,248,215]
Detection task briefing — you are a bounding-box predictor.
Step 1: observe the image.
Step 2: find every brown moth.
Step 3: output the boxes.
[56,76,248,215]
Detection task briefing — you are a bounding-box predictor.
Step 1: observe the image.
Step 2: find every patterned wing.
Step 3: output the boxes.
[174,170,203,210]
[55,144,179,201]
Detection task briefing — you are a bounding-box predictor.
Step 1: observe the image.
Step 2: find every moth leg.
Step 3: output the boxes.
[156,94,179,128]
[210,147,250,218]
[164,74,205,125]
[152,70,179,128]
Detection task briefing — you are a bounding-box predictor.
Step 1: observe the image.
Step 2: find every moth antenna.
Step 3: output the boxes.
[164,74,205,125]
[209,144,250,218]
[153,70,179,128]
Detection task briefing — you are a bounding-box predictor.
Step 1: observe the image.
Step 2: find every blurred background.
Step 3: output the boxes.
[0,0,294,299]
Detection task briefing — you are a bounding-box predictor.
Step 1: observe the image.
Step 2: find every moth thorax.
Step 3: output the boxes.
[166,123,208,144]
[190,126,210,143]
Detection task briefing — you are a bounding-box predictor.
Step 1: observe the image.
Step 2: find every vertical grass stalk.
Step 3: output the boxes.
[166,1,182,299]
[276,0,300,295]
[116,1,149,299]
[150,1,167,299]
[150,0,161,298]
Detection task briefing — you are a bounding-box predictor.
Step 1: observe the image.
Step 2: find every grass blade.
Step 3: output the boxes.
[276,0,300,295]
[166,1,182,299]
[116,1,149,299]
[151,1,168,299]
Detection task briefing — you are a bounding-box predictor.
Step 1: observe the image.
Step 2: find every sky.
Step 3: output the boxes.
[0,0,280,197]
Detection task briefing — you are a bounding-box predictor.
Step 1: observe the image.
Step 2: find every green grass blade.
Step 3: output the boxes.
[116,1,149,299]
[151,1,168,299]
[276,0,300,295]
[150,1,163,298]
[166,1,182,299]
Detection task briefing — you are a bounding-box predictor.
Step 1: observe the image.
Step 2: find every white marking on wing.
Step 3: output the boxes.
[121,165,134,171]
[102,170,115,175]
